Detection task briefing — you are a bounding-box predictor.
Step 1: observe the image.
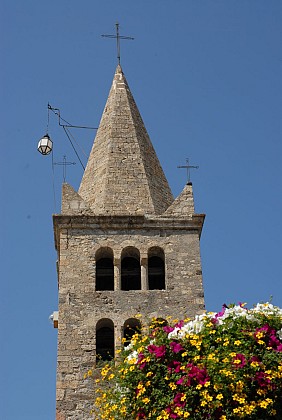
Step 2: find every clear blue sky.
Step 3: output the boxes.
[1,1,281,419]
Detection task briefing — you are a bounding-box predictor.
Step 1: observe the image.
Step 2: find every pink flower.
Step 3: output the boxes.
[163,325,174,334]
[212,305,226,323]
[166,406,179,419]
[137,353,147,369]
[173,393,186,408]
[176,377,184,385]
[254,324,282,351]
[174,320,184,329]
[170,341,183,353]
[268,334,282,352]
[167,360,181,373]
[232,353,246,369]
[254,371,273,388]
[184,363,210,386]
[148,344,166,358]
[249,355,261,364]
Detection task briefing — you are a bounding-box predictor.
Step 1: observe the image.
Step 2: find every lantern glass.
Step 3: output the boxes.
[38,134,53,155]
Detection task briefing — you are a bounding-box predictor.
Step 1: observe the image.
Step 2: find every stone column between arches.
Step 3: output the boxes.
[141,255,148,290]
[113,257,121,291]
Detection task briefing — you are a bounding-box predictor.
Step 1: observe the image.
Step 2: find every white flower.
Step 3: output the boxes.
[168,327,181,339]
[277,329,282,340]
[168,315,206,338]
[126,350,138,364]
[124,342,134,351]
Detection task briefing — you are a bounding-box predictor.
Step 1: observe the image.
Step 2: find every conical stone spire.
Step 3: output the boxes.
[78,65,173,215]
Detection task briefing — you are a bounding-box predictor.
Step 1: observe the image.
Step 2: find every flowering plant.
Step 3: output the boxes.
[91,302,282,419]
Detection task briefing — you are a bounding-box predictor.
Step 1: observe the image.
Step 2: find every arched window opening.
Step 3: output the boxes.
[95,248,114,291]
[148,247,165,290]
[123,318,141,347]
[121,247,141,291]
[96,319,114,363]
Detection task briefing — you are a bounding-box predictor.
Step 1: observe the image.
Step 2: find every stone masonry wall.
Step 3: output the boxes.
[55,219,205,420]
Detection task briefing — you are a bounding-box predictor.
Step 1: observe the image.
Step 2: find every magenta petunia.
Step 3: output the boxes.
[254,371,273,388]
[173,393,186,408]
[166,406,179,419]
[148,344,166,358]
[232,353,246,369]
[137,353,147,369]
[163,325,174,334]
[170,341,183,353]
[185,363,210,385]
[167,360,181,373]
[174,320,184,329]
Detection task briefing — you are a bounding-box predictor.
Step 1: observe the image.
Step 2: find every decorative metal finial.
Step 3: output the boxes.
[177,158,199,184]
[102,22,134,65]
[53,155,76,183]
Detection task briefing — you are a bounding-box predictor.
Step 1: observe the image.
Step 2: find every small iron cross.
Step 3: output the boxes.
[177,158,199,184]
[53,155,76,183]
[102,22,134,65]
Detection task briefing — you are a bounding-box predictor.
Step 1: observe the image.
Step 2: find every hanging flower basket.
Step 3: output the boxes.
[90,302,282,419]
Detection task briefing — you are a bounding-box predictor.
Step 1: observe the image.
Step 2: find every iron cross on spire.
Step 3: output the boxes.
[177,158,199,184]
[102,22,134,65]
[53,155,76,183]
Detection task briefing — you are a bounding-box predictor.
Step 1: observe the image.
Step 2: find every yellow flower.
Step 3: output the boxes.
[120,406,127,414]
[244,403,255,414]
[216,393,224,400]
[251,361,260,368]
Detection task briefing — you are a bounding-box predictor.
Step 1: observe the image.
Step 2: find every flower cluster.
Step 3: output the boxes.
[91,302,282,419]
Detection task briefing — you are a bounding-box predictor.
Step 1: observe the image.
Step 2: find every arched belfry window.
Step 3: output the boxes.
[121,247,141,291]
[123,318,141,347]
[96,319,114,362]
[95,248,114,291]
[148,247,165,290]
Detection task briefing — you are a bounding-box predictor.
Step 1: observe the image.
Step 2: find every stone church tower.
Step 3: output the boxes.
[53,65,205,419]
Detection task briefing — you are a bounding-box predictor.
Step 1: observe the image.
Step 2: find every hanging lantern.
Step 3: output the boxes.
[37,134,53,155]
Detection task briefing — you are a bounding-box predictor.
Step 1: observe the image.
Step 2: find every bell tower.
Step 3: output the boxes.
[53,65,205,420]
